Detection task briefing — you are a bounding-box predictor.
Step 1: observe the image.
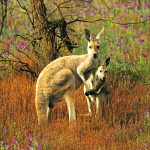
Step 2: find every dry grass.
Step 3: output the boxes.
[0,74,150,150]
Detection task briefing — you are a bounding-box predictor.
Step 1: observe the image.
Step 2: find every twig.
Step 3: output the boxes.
[16,0,34,28]
[67,17,150,25]
[16,44,38,65]
[13,34,30,41]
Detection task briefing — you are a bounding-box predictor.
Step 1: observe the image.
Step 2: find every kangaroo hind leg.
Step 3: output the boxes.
[62,69,76,122]
[64,91,76,122]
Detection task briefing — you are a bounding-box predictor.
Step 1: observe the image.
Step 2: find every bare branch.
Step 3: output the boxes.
[47,8,57,17]
[0,53,37,78]
[53,2,64,19]
[16,0,35,28]
[58,0,72,6]
[67,17,150,26]
[111,18,150,25]
[13,34,30,41]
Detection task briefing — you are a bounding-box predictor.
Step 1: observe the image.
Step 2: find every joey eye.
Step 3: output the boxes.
[89,46,92,49]
[105,70,108,73]
[97,45,100,49]
[100,70,102,73]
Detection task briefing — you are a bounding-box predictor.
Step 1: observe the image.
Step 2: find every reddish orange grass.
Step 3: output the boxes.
[0,75,149,149]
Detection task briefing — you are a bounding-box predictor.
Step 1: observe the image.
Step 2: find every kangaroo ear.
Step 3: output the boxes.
[96,26,104,40]
[84,29,90,42]
[105,57,110,66]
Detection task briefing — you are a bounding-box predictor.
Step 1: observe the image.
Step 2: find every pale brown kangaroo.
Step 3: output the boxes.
[85,57,113,118]
[35,27,104,125]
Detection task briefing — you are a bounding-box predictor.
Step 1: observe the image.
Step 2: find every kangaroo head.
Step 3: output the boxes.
[97,57,110,81]
[84,27,104,59]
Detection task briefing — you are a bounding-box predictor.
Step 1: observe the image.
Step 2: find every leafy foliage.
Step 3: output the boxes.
[0,0,149,79]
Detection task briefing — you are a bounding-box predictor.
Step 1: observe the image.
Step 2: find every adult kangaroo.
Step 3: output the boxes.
[35,27,104,125]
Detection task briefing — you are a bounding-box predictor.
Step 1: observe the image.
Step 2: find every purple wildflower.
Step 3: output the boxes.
[125,24,130,29]
[11,139,18,145]
[139,39,145,44]
[18,41,25,49]
[7,37,11,41]
[139,146,143,150]
[5,51,9,55]
[36,141,41,150]
[140,32,144,35]
[137,5,141,10]
[117,41,121,48]
[124,2,128,7]
[27,139,33,147]
[133,0,137,5]
[144,3,150,8]
[147,15,150,19]
[84,1,89,7]
[140,15,144,18]
[7,37,12,44]
[5,139,18,149]
[89,8,95,16]
[110,3,114,7]
[142,53,149,58]
[145,143,149,150]
[28,130,33,137]
[117,19,121,24]
[115,1,119,5]
[85,10,90,16]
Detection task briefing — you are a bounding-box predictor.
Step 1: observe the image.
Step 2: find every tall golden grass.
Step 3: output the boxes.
[0,74,149,149]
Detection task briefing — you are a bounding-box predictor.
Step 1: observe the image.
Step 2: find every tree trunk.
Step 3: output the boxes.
[31,0,75,63]
[31,0,58,61]
[0,0,7,35]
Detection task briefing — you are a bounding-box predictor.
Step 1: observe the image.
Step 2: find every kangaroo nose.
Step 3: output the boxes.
[93,53,97,58]
[103,77,106,81]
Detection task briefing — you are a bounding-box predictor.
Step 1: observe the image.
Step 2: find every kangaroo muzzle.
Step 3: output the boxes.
[93,53,97,58]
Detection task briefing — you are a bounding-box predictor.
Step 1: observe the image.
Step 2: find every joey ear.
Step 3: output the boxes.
[96,26,104,40]
[105,57,110,66]
[84,29,90,42]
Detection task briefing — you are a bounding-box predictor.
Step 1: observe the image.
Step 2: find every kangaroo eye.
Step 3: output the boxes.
[97,45,100,49]
[105,70,108,73]
[100,70,102,73]
[89,46,92,49]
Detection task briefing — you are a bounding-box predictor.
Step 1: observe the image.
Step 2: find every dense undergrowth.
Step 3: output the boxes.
[0,74,149,150]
